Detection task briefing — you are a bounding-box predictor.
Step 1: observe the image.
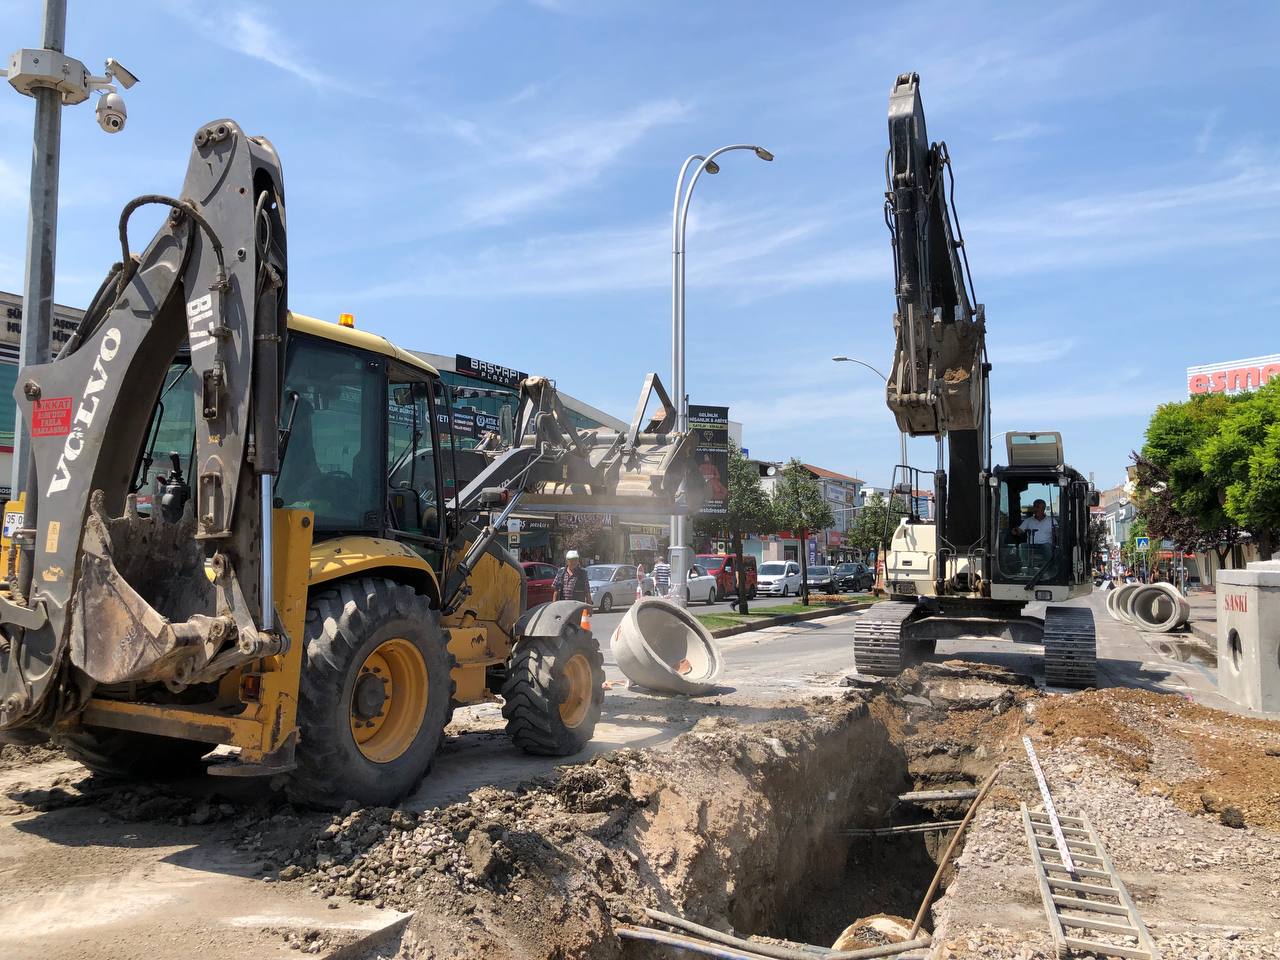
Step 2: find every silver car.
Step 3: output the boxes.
[587,564,640,612]
[756,560,802,597]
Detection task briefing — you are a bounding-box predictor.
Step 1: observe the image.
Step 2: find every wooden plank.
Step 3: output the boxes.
[1021,803,1067,954]
[1046,877,1123,896]
[1064,937,1153,960]
[1059,913,1142,937]
[1051,895,1130,917]
[1041,862,1114,881]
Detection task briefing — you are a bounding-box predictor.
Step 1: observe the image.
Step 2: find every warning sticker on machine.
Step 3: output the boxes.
[31,397,74,437]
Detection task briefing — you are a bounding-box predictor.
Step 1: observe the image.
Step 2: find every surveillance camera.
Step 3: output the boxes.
[104,58,139,89]
[95,91,126,133]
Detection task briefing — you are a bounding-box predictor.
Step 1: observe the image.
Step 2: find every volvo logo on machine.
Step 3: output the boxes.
[45,327,123,496]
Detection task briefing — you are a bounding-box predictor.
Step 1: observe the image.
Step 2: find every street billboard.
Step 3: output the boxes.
[1186,354,1280,397]
[689,404,729,515]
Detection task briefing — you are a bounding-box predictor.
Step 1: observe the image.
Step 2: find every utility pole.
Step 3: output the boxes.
[11,0,68,500]
[3,2,139,592]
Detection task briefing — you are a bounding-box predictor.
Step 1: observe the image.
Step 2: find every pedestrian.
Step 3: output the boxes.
[635,562,647,602]
[553,549,591,604]
[652,555,671,597]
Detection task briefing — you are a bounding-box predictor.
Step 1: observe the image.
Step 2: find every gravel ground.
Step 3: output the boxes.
[929,688,1280,960]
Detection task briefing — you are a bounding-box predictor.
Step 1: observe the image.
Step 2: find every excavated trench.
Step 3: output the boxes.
[358,661,1036,959]
[661,664,1026,952]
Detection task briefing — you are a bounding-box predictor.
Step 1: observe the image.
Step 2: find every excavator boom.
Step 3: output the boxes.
[884,72,986,439]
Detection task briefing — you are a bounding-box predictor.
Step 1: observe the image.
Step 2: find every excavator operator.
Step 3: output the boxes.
[1012,498,1057,547]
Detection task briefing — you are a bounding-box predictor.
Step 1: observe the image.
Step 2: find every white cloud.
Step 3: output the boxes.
[164,2,341,90]
[460,99,690,225]
[349,202,881,301]
[992,121,1054,142]
[989,339,1077,365]
[1195,109,1221,155]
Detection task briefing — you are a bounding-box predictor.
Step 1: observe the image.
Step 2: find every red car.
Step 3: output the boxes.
[696,553,757,600]
[520,561,558,608]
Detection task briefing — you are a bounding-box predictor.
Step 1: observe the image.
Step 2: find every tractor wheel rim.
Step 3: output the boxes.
[559,653,593,729]
[350,638,429,763]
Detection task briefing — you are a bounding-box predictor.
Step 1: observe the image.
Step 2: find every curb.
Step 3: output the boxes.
[706,600,876,640]
[1189,622,1216,646]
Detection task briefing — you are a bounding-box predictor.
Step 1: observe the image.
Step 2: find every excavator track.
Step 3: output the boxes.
[1042,605,1097,689]
[852,600,918,676]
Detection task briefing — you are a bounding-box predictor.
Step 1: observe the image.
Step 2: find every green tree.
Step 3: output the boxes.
[1136,392,1245,567]
[772,459,835,605]
[848,490,908,558]
[1199,378,1280,559]
[695,444,779,613]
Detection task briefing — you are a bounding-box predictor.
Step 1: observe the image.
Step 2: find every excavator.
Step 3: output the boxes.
[853,74,1098,687]
[0,119,701,807]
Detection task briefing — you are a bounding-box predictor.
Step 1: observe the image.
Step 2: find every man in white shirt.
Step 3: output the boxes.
[1014,499,1056,546]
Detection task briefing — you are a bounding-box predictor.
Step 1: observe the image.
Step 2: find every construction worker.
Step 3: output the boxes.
[553,549,591,603]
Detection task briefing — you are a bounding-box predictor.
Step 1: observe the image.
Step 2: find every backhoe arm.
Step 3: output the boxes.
[0,120,287,732]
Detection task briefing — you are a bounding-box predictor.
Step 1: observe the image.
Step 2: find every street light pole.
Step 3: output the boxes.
[668,143,773,606]
[831,355,909,470]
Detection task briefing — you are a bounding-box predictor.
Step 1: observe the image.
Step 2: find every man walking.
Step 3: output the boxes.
[553,549,591,604]
[652,555,671,598]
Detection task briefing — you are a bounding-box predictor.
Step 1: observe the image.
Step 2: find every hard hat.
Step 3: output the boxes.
[566,550,580,560]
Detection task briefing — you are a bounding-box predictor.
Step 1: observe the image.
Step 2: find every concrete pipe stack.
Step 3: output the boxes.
[1106,582,1190,633]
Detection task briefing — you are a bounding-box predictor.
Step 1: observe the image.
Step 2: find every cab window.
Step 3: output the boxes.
[276,336,384,532]
[387,372,444,541]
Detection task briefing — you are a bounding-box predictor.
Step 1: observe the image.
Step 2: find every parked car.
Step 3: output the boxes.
[756,560,802,597]
[805,565,837,594]
[834,561,874,592]
[587,563,641,612]
[521,561,558,607]
[682,564,719,605]
[696,553,758,600]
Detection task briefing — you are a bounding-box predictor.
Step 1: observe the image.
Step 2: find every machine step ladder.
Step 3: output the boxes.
[1021,804,1160,959]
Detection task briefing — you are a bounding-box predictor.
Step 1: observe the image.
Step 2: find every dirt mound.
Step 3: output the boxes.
[0,742,62,770]
[1034,687,1280,830]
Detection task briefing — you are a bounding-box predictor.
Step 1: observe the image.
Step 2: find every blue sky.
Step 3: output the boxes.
[1,1,1277,491]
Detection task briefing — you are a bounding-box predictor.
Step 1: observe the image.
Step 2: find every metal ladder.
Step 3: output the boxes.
[1021,803,1160,959]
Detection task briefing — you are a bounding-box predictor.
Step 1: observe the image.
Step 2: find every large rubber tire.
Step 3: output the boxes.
[501,622,604,756]
[288,578,455,809]
[59,726,212,780]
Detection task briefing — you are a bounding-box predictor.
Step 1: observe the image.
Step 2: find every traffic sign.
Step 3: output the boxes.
[1135,536,1150,551]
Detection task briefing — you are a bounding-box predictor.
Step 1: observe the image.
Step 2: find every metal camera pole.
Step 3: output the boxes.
[11,0,67,501]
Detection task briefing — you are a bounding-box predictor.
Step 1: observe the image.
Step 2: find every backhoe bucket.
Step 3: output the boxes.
[508,373,706,518]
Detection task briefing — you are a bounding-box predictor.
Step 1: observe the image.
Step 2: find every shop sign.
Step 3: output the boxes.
[1186,354,1280,397]
[456,353,528,389]
[629,534,657,551]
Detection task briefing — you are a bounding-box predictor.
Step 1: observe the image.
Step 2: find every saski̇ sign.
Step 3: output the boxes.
[1186,354,1280,397]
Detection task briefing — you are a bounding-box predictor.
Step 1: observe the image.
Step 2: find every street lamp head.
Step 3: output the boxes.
[832,356,851,363]
[753,146,775,162]
[704,159,720,174]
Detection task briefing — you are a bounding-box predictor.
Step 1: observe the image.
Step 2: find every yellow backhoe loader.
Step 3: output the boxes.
[0,119,700,807]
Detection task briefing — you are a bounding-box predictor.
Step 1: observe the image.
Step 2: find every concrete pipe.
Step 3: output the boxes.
[1111,582,1145,624]
[1105,586,1125,621]
[610,597,724,695]
[1129,583,1191,633]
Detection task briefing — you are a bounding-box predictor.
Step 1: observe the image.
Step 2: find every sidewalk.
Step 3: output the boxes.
[1184,588,1218,646]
